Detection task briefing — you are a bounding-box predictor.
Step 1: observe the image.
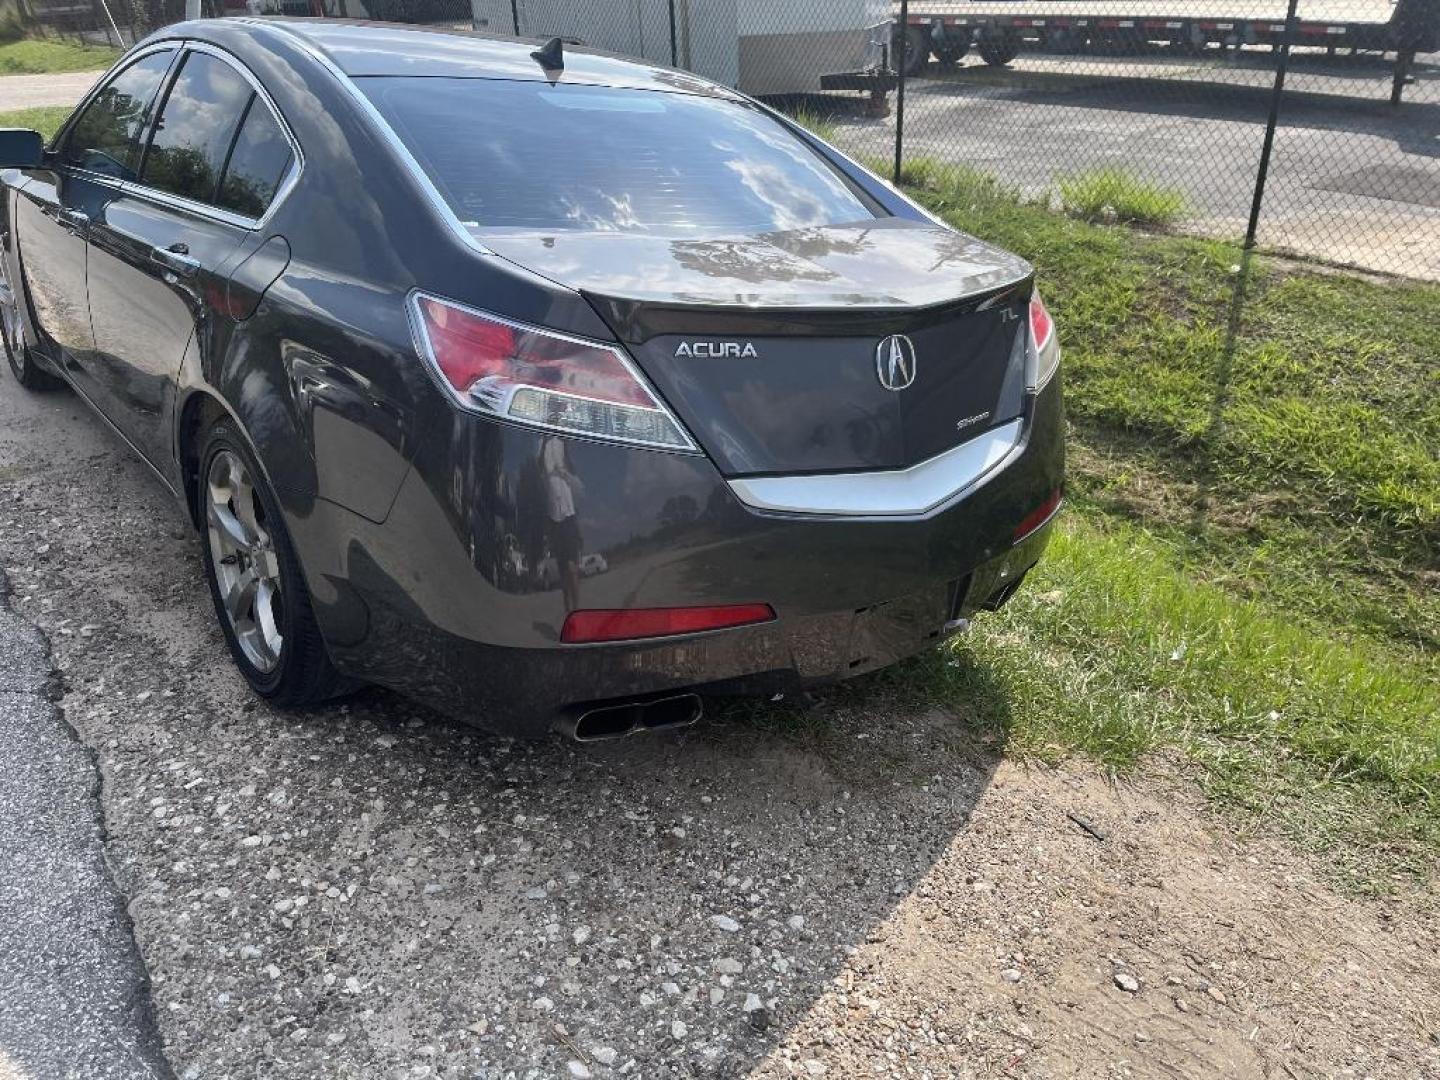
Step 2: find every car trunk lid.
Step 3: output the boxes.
[480,219,1033,476]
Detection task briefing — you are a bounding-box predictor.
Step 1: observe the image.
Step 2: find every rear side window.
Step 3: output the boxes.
[358,77,876,235]
[142,51,252,205]
[216,98,293,218]
[63,50,174,180]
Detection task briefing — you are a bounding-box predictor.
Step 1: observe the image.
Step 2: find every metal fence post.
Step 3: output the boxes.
[1390,49,1416,106]
[893,0,909,186]
[96,0,124,44]
[1244,0,1299,250]
[510,0,520,36]
[668,0,678,67]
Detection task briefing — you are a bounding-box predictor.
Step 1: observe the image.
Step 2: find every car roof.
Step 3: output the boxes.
[239,18,744,100]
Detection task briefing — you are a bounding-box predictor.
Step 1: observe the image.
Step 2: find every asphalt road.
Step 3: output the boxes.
[823,47,1440,278]
[0,557,170,1076]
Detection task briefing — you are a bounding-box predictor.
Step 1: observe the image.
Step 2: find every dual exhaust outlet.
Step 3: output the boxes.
[558,693,703,743]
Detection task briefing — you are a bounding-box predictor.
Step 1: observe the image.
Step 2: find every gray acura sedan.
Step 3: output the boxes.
[0,20,1063,740]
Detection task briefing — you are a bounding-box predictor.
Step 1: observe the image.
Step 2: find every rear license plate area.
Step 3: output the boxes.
[846,583,959,674]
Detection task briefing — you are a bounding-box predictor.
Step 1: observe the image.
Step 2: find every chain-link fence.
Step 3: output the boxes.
[3,0,151,46]
[886,0,1439,277]
[475,0,1440,280]
[5,0,1436,277]
[378,0,1440,278]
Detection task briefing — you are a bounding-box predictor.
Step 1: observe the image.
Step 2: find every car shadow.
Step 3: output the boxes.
[238,643,1013,1075]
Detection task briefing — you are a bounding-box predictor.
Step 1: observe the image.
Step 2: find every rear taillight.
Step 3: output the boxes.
[561,604,776,644]
[1029,293,1053,351]
[411,294,695,451]
[1025,290,1060,391]
[1014,487,1063,543]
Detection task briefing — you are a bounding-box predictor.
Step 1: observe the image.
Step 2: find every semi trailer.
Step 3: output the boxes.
[895,0,1439,102]
[471,0,894,96]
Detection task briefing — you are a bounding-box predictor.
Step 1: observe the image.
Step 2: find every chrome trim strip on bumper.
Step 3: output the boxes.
[726,419,1025,518]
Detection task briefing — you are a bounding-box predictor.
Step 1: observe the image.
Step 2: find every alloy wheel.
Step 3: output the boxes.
[0,255,24,371]
[206,449,285,674]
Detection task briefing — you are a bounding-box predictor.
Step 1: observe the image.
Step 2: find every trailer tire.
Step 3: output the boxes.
[936,40,970,67]
[896,24,931,76]
[977,30,1022,66]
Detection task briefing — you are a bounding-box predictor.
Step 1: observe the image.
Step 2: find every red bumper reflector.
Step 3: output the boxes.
[1014,488,1063,543]
[561,604,776,644]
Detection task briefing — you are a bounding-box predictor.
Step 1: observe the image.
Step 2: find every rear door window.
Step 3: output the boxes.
[62,49,175,180]
[215,97,294,218]
[141,51,253,206]
[358,77,878,235]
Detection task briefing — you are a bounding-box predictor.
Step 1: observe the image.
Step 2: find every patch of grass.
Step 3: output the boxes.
[1057,166,1188,227]
[0,105,72,140]
[897,157,1021,211]
[894,157,1439,657]
[1069,439,1439,657]
[0,37,118,75]
[909,519,1439,888]
[779,103,840,145]
[851,158,1440,884]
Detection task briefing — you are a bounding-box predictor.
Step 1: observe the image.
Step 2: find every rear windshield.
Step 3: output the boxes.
[358,77,877,235]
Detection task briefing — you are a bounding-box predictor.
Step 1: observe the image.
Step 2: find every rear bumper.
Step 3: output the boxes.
[295,378,1064,737]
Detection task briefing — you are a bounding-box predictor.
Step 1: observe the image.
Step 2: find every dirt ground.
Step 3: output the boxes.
[1,374,1438,1079]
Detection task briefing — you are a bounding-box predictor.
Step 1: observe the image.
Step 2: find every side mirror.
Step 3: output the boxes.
[0,129,45,169]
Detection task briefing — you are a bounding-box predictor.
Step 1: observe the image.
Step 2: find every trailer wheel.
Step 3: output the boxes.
[977,30,1021,66]
[936,40,970,67]
[895,24,931,76]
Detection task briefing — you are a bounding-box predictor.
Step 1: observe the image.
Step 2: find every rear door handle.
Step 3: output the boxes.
[150,245,201,278]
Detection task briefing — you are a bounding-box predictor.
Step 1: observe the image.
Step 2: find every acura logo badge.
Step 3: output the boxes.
[875,335,917,392]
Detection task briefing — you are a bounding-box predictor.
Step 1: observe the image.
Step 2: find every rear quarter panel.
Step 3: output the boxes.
[173,23,623,527]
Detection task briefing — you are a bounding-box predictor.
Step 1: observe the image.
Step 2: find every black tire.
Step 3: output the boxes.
[197,420,351,707]
[977,31,1022,66]
[1,269,63,392]
[896,24,931,77]
[936,41,970,68]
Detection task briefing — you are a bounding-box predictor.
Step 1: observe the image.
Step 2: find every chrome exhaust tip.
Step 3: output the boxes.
[638,693,703,733]
[560,693,703,743]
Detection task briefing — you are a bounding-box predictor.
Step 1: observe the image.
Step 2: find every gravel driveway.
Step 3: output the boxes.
[2,360,1438,1077]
